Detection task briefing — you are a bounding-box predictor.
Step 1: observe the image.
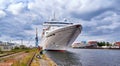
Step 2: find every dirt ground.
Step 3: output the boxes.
[0,52,28,66]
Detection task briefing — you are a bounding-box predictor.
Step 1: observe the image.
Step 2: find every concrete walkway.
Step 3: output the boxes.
[31,54,57,66]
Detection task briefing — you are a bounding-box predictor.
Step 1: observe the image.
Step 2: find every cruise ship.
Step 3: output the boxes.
[40,18,82,50]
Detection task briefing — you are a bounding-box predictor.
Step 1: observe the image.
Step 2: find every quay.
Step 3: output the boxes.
[31,54,57,66]
[31,49,57,66]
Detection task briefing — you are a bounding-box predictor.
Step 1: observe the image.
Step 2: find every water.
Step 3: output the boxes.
[46,49,120,66]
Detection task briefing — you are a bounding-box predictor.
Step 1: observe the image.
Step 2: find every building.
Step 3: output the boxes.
[114,42,120,48]
[88,41,98,48]
[0,44,13,51]
[88,41,97,45]
[114,42,120,46]
[0,42,15,51]
[72,43,86,48]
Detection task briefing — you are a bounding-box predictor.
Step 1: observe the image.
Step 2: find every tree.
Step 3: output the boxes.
[0,47,1,52]
[106,42,112,46]
[102,41,106,46]
[97,42,101,46]
[20,45,26,49]
[97,42,105,46]
[97,41,112,47]
[14,46,20,49]
[0,47,3,53]
[20,45,29,49]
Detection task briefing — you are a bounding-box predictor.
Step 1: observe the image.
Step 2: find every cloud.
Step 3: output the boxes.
[7,2,26,15]
[0,10,6,18]
[0,0,120,45]
[69,0,120,21]
[0,0,10,9]
[80,9,120,41]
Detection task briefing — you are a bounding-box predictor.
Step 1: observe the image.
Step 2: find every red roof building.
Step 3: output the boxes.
[114,42,120,46]
[88,41,98,45]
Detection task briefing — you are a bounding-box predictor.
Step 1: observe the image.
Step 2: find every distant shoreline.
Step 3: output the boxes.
[73,47,120,50]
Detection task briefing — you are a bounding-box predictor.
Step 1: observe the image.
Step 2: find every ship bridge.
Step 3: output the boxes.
[43,22,73,26]
[42,22,73,37]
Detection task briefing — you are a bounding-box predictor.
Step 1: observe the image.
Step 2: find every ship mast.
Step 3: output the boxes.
[51,12,57,21]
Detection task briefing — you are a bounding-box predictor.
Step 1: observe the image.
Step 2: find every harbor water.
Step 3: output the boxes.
[46,49,120,66]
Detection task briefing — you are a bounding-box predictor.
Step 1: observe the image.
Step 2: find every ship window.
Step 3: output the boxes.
[53,34,55,35]
[56,25,60,27]
[47,33,55,37]
[44,22,73,24]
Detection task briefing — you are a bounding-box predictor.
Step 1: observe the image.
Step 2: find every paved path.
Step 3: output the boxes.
[0,52,24,61]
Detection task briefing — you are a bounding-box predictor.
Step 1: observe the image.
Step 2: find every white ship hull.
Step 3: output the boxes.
[41,24,82,50]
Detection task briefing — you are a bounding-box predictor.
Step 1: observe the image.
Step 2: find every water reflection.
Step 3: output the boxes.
[45,49,120,66]
[46,51,82,66]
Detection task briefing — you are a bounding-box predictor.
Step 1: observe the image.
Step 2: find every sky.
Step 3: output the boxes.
[0,0,120,45]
